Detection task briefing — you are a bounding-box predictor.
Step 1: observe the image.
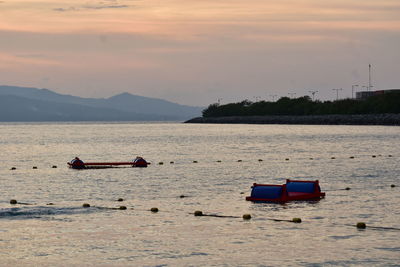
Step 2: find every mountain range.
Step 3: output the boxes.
[0,85,203,121]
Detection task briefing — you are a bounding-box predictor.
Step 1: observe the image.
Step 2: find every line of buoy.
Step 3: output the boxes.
[7,200,400,231]
[5,154,397,171]
[192,211,303,223]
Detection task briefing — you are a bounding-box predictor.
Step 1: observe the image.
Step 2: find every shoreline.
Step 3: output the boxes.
[185,114,400,126]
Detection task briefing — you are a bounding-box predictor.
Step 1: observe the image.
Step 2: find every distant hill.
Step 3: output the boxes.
[0,85,203,121]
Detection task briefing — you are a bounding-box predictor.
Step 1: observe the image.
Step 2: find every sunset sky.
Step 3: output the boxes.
[1,0,399,105]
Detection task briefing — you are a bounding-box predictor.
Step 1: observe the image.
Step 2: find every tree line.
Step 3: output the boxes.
[202,92,400,117]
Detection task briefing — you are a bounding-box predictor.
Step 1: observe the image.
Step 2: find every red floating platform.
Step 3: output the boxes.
[246,179,325,203]
[68,157,149,169]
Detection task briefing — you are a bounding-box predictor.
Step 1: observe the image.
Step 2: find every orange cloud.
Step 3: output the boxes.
[1,0,399,37]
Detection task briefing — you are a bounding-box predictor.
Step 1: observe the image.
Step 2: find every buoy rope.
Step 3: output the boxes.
[343,224,400,231]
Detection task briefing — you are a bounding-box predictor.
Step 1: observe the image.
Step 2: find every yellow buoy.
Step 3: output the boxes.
[10,167,16,170]
[193,160,198,163]
[292,218,302,223]
[217,160,222,163]
[372,155,376,158]
[170,161,174,164]
[119,206,127,210]
[10,199,17,204]
[194,210,203,216]
[349,156,354,159]
[33,166,37,169]
[52,165,57,168]
[82,203,90,208]
[391,184,396,188]
[285,158,289,161]
[345,187,351,190]
[356,222,366,229]
[237,160,242,162]
[117,198,124,202]
[331,157,336,159]
[150,207,159,213]
[258,159,263,162]
[158,162,164,165]
[242,214,252,220]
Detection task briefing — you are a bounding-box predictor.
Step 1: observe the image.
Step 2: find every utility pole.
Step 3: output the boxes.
[351,85,359,99]
[269,94,277,102]
[332,88,343,101]
[288,93,296,98]
[368,64,372,91]
[308,90,318,101]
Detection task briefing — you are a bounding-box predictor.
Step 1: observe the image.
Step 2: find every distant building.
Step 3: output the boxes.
[356,89,400,100]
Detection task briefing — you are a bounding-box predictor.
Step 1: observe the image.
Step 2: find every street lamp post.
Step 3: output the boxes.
[351,85,359,99]
[332,88,343,101]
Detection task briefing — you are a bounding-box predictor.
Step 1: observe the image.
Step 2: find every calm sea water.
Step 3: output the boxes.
[0,123,399,266]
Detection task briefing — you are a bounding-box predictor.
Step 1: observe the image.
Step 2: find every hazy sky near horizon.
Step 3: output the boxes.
[1,0,399,106]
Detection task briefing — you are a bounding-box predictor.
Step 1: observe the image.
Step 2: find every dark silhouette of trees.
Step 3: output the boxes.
[202,92,400,117]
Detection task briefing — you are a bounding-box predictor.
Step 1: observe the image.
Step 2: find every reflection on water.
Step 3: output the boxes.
[0,123,399,266]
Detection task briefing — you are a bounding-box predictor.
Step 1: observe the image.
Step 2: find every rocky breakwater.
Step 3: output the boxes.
[185,114,400,126]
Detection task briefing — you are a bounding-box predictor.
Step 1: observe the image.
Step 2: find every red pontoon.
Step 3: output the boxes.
[246,179,325,203]
[68,157,149,169]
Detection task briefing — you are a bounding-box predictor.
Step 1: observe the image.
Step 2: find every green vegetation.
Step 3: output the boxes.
[202,93,400,117]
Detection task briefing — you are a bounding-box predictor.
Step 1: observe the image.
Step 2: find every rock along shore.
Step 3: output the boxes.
[185,114,400,126]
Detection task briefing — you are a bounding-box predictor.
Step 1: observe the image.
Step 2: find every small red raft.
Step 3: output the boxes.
[68,156,149,169]
[246,179,325,203]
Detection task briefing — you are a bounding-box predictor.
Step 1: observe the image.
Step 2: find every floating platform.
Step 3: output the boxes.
[68,157,149,169]
[246,179,325,203]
